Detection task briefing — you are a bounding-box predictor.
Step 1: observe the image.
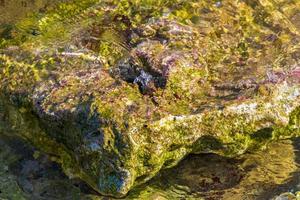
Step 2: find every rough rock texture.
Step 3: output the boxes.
[1,0,300,197]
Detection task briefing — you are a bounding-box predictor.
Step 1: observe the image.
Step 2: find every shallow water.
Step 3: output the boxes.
[1,1,300,200]
[0,0,64,24]
[131,139,300,200]
[1,132,300,200]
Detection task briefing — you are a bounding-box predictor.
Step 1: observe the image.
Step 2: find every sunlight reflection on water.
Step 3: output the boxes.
[1,1,300,199]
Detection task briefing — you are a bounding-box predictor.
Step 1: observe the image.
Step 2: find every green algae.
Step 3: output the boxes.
[0,133,92,200]
[1,0,300,198]
[0,141,28,200]
[2,133,300,200]
[106,138,300,199]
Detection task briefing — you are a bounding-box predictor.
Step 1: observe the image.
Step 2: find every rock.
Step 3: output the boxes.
[0,0,300,198]
[0,135,85,200]
[274,193,298,200]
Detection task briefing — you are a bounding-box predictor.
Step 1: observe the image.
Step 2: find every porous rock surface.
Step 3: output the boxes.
[0,0,300,197]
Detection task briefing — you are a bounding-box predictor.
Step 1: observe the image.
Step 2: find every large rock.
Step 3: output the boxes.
[1,0,300,197]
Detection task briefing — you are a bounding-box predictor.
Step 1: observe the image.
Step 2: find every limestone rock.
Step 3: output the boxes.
[0,0,300,197]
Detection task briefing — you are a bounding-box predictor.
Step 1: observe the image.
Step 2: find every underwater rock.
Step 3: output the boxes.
[1,0,300,197]
[274,192,299,200]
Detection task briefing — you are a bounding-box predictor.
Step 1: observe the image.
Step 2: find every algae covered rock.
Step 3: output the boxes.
[1,0,300,197]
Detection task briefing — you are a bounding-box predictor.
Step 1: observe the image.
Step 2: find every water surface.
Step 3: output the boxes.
[1,1,300,200]
[1,132,300,200]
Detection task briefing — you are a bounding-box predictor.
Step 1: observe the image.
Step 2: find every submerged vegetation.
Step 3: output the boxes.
[0,0,300,198]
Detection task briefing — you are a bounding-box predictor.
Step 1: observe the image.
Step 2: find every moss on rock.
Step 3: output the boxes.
[1,0,300,197]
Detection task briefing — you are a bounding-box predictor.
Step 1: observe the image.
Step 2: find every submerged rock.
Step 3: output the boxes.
[274,193,300,200]
[0,0,300,197]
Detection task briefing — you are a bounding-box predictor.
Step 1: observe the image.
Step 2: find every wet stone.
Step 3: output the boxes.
[0,0,300,198]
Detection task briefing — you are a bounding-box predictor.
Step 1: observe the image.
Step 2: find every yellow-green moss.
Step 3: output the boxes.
[1,0,300,197]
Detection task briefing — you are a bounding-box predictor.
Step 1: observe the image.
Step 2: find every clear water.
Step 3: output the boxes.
[1,131,300,200]
[1,1,300,200]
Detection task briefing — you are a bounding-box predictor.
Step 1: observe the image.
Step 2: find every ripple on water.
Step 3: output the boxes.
[1,1,300,199]
[0,134,300,200]
[124,138,300,200]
